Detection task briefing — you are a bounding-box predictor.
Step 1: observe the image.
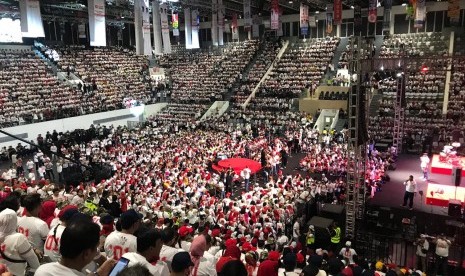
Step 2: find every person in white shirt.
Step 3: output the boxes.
[0,208,40,276]
[35,219,116,276]
[240,166,252,192]
[159,227,183,271]
[415,235,429,272]
[292,218,301,242]
[434,234,451,276]
[104,209,141,260]
[338,241,357,264]
[122,229,169,276]
[419,153,430,181]
[43,205,79,262]
[17,194,49,255]
[401,175,416,210]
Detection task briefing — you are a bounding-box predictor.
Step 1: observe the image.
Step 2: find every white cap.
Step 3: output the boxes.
[345,241,352,247]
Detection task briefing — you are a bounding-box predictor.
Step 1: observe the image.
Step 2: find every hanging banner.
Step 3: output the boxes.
[277,10,283,36]
[326,4,333,34]
[211,0,218,45]
[448,0,460,24]
[142,0,152,56]
[191,9,200,49]
[78,24,86,38]
[271,10,279,30]
[406,2,414,20]
[368,0,377,23]
[19,0,45,37]
[244,0,251,30]
[87,0,106,46]
[354,5,362,35]
[232,13,239,40]
[172,12,179,36]
[160,3,171,53]
[271,0,279,30]
[333,0,342,25]
[184,8,192,48]
[218,0,224,46]
[414,0,426,28]
[252,14,260,38]
[300,4,309,36]
[309,15,316,28]
[383,0,392,31]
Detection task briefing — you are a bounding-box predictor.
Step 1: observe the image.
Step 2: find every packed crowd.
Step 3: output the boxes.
[56,46,152,110]
[157,40,259,104]
[0,49,83,127]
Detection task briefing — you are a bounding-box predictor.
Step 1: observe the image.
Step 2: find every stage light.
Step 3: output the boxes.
[315,11,320,14]
[350,6,354,9]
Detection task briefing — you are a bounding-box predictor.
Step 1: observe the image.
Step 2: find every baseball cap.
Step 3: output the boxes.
[178,225,194,237]
[345,241,352,247]
[242,242,257,252]
[58,205,79,221]
[171,252,194,273]
[120,209,143,230]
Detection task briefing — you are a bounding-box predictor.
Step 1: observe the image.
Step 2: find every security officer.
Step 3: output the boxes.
[328,221,341,253]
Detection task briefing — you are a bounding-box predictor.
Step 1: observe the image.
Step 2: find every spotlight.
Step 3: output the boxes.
[350,6,354,9]
[315,11,319,14]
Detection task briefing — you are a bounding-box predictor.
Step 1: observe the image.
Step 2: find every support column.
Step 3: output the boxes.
[141,0,152,56]
[134,0,143,55]
[191,9,200,49]
[336,24,341,38]
[152,0,162,55]
[218,0,224,45]
[212,0,218,46]
[184,8,192,49]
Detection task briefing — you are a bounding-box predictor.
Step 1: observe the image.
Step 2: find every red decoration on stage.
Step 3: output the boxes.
[426,183,465,207]
[216,158,262,174]
[431,154,465,176]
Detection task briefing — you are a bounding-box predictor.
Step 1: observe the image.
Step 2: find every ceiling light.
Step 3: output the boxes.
[402,3,407,6]
[350,5,354,9]
[315,11,319,14]
[288,0,293,3]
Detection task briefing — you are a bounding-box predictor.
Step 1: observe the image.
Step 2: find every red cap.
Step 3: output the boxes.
[268,251,280,261]
[225,238,237,248]
[211,229,221,237]
[178,225,194,237]
[242,242,257,252]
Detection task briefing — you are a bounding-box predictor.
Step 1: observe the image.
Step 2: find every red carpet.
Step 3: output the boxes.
[430,154,465,176]
[216,158,262,174]
[426,183,465,207]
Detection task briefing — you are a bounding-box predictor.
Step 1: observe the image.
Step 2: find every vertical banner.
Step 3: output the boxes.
[19,0,45,37]
[326,4,333,34]
[277,11,283,36]
[448,0,460,24]
[244,0,251,31]
[232,13,239,40]
[406,0,415,20]
[414,0,426,28]
[160,3,171,54]
[270,0,279,30]
[252,15,260,38]
[88,0,106,46]
[152,0,163,55]
[383,0,392,31]
[191,9,200,49]
[271,11,279,30]
[218,0,224,46]
[211,0,218,45]
[368,0,378,23]
[333,0,342,25]
[78,24,86,38]
[142,0,152,56]
[309,15,316,28]
[184,8,192,49]
[172,12,179,36]
[354,5,362,35]
[300,4,309,36]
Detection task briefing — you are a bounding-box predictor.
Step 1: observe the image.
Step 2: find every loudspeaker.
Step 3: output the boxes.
[307,216,334,248]
[448,199,462,218]
[452,167,462,186]
[320,204,346,227]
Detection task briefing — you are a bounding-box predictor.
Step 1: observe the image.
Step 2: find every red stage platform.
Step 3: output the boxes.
[430,154,465,176]
[213,158,262,174]
[426,183,465,207]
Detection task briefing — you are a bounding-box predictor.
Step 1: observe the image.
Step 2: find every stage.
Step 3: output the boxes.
[430,154,465,176]
[426,183,465,207]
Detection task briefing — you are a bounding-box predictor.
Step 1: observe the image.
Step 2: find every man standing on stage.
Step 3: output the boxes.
[420,153,430,181]
[401,175,416,210]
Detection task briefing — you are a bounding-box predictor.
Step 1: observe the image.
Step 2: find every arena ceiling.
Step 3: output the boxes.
[0,0,438,22]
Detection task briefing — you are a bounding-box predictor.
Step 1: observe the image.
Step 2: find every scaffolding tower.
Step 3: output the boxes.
[345,36,369,238]
[393,74,406,153]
